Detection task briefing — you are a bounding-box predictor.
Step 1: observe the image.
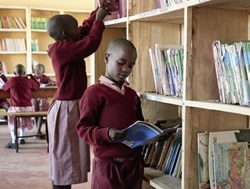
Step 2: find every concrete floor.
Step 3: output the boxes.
[0,124,153,189]
[0,124,91,189]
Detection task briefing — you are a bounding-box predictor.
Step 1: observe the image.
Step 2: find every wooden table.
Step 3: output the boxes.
[0,111,48,153]
[0,86,57,98]
[0,86,56,152]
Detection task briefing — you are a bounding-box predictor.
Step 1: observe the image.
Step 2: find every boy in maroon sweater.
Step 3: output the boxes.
[46,3,109,189]
[3,64,39,149]
[77,39,145,189]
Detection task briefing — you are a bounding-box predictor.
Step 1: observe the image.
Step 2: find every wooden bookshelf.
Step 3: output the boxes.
[0,6,28,76]
[93,0,250,188]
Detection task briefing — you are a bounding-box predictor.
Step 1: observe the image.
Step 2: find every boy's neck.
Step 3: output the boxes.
[104,75,123,88]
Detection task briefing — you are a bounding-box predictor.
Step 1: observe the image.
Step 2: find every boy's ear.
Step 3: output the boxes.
[104,53,109,63]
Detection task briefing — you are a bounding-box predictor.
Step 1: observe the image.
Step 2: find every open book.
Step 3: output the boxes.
[117,121,181,149]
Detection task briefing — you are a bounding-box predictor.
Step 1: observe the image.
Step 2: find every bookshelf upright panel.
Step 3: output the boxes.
[185,7,248,102]
[183,3,250,189]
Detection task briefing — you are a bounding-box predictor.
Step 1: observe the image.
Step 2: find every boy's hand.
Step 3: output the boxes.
[96,4,110,21]
[108,128,127,141]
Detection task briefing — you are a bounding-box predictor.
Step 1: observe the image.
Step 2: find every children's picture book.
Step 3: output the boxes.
[213,142,250,189]
[117,120,181,149]
[208,129,250,189]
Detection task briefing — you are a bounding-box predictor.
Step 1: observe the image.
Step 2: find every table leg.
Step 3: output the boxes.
[14,116,19,153]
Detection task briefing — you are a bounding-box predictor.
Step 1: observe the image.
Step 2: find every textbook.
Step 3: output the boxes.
[117,121,181,149]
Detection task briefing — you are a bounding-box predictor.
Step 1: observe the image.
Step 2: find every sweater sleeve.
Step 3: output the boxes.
[77,86,110,145]
[2,80,10,91]
[78,8,98,37]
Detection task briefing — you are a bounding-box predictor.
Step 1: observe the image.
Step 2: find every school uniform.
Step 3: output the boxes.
[47,9,105,185]
[77,76,145,189]
[2,76,39,131]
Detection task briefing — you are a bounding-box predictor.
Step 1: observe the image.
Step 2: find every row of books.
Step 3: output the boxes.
[98,0,127,20]
[149,44,184,97]
[156,0,190,8]
[0,38,26,52]
[213,41,250,106]
[31,17,48,30]
[31,38,39,52]
[0,16,26,29]
[197,129,250,189]
[142,122,182,179]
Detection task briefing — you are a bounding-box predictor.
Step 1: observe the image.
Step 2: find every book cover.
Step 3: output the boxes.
[197,132,210,189]
[157,136,173,170]
[208,129,250,189]
[214,142,250,189]
[150,139,165,168]
[117,120,180,149]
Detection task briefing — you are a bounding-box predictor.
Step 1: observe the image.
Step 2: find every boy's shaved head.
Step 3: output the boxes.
[47,14,78,41]
[105,38,137,87]
[15,64,25,76]
[106,38,137,55]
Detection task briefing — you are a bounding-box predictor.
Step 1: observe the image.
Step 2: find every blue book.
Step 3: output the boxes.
[165,139,179,174]
[116,121,180,149]
[169,139,182,175]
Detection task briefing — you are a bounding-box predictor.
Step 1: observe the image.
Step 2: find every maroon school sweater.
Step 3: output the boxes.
[77,84,144,159]
[34,74,51,84]
[48,10,105,100]
[2,76,39,106]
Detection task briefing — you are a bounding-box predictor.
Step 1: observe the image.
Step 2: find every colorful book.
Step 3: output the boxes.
[213,142,250,189]
[208,129,250,189]
[117,120,181,149]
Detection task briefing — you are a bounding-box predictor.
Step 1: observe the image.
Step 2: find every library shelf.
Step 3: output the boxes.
[94,0,250,188]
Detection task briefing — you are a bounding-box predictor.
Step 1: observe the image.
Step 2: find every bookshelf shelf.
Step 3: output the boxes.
[185,100,250,116]
[31,29,47,32]
[0,51,27,54]
[129,8,184,23]
[32,51,47,54]
[0,29,26,32]
[94,0,250,189]
[150,174,181,189]
[104,17,127,28]
[139,93,183,106]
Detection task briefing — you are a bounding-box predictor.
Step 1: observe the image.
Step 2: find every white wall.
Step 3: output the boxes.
[0,0,94,10]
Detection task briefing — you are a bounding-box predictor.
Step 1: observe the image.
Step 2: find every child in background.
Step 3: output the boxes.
[46,3,109,189]
[77,38,145,189]
[33,63,56,87]
[0,61,10,122]
[3,64,39,149]
[32,63,56,136]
